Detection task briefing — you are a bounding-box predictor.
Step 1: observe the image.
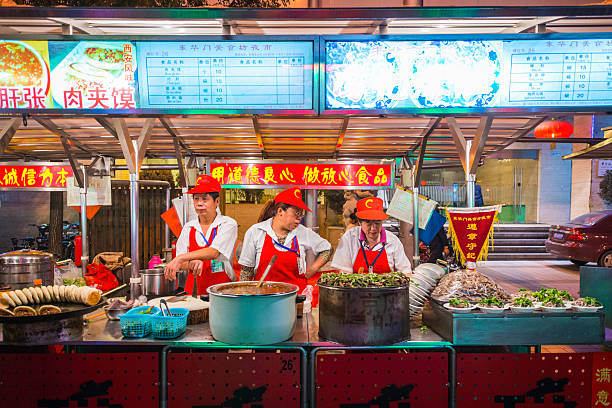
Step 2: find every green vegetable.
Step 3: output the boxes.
[543,296,564,307]
[478,297,504,308]
[512,297,534,307]
[449,298,471,308]
[582,297,602,307]
[318,272,410,288]
[517,288,529,292]
[419,325,429,332]
[63,277,86,287]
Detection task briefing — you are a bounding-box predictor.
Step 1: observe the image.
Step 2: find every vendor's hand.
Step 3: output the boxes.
[164,256,182,280]
[188,260,204,277]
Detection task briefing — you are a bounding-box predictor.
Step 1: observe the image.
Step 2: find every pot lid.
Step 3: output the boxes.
[0,249,55,264]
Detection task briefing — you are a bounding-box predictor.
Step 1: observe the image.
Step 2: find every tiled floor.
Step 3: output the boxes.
[477,260,611,353]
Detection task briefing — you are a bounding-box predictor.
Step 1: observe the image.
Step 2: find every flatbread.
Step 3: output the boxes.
[34,287,45,303]
[39,305,61,315]
[53,286,60,302]
[67,286,75,303]
[46,286,55,302]
[30,286,41,304]
[40,286,51,303]
[59,285,66,302]
[0,308,14,317]
[1,292,14,307]
[8,291,22,306]
[14,305,37,316]
[22,288,34,304]
[14,290,28,305]
[86,288,101,306]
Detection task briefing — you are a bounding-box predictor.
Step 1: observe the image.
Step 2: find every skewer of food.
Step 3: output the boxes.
[0,285,101,309]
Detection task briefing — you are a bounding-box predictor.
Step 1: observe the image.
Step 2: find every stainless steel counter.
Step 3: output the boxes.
[1,307,446,347]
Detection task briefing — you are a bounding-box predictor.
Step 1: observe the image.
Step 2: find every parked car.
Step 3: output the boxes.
[545,210,612,267]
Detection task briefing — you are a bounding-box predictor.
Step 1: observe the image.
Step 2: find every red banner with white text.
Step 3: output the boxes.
[0,163,73,190]
[209,162,393,189]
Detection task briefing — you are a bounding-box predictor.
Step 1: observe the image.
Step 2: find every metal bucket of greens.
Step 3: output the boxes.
[318,272,410,346]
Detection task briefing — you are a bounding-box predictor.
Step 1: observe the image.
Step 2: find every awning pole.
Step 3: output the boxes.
[79,165,89,272]
[130,173,140,299]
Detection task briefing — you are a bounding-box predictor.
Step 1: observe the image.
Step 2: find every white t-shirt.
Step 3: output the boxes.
[331,227,412,274]
[239,218,332,275]
[175,214,238,281]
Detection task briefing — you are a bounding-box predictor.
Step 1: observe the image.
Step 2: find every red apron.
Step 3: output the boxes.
[353,241,391,274]
[255,234,307,292]
[184,225,232,295]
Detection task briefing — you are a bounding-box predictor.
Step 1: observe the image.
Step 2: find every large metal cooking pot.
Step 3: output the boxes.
[318,283,410,346]
[140,269,178,296]
[206,281,298,345]
[0,249,55,289]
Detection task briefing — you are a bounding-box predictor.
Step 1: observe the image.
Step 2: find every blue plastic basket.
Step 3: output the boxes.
[119,306,160,338]
[150,307,189,339]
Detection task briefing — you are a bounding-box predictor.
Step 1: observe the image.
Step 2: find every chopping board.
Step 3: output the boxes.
[149,296,209,325]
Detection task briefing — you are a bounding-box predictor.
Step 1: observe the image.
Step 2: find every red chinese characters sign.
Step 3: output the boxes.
[209,162,393,189]
[446,206,500,265]
[0,164,73,189]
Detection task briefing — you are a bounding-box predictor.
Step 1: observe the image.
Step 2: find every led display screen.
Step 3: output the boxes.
[325,38,612,110]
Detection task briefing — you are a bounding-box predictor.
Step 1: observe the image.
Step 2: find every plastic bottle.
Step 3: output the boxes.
[301,285,314,314]
[148,255,163,270]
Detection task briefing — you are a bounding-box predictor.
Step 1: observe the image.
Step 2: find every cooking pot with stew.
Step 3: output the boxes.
[206,281,303,345]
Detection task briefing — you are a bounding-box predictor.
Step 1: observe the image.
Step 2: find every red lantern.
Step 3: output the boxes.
[534,120,573,139]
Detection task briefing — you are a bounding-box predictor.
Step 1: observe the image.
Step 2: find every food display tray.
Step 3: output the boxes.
[422,300,605,346]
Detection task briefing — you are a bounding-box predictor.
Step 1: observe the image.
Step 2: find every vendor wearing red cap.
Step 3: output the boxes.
[164,174,238,295]
[331,197,411,275]
[238,187,332,292]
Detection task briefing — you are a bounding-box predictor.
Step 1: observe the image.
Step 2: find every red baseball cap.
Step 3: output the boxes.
[355,197,388,221]
[274,187,311,212]
[186,174,221,194]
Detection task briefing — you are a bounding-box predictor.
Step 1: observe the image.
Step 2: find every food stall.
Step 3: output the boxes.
[0,6,611,408]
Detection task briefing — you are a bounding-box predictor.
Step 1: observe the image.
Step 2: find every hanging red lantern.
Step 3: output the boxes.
[534,119,574,139]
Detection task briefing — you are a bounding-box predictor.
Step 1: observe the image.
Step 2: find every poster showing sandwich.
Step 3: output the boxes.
[0,40,138,110]
[48,41,138,110]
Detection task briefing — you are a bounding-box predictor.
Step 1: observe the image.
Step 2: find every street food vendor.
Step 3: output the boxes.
[331,197,412,275]
[238,187,332,292]
[164,174,238,295]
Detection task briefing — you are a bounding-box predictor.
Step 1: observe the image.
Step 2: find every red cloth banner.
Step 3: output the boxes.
[592,352,612,408]
[0,164,73,189]
[209,162,393,189]
[446,206,500,265]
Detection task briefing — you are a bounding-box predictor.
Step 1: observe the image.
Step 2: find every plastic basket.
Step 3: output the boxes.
[119,306,160,338]
[150,308,189,339]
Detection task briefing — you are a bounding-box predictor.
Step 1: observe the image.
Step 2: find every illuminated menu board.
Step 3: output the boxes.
[325,38,612,110]
[136,41,313,110]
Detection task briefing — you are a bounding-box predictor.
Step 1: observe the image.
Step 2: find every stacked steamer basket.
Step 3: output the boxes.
[410,263,445,318]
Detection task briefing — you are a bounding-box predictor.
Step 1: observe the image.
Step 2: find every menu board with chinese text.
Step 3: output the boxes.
[325,37,612,111]
[136,41,313,110]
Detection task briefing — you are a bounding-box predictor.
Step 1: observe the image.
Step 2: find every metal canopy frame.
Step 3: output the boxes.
[0,6,610,165]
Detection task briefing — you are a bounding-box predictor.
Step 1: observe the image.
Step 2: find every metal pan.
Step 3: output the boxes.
[0,284,126,324]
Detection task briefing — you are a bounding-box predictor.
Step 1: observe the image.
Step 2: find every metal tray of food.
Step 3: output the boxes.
[0,300,106,324]
[422,299,605,346]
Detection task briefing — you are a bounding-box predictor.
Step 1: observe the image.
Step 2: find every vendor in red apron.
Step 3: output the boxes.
[238,187,332,295]
[331,197,412,275]
[164,174,238,295]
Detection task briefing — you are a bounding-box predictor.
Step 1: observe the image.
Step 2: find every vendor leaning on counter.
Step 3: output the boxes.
[239,187,332,292]
[164,175,238,294]
[331,197,412,275]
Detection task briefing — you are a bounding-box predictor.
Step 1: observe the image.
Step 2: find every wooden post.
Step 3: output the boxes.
[48,191,63,258]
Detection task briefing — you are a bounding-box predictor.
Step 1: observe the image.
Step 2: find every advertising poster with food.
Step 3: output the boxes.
[326,38,612,110]
[0,40,52,109]
[48,41,138,110]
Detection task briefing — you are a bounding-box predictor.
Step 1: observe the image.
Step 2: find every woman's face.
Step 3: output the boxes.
[359,220,383,243]
[276,206,305,231]
[193,193,219,219]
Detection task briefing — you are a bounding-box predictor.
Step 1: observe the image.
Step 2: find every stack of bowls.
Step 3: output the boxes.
[409,263,446,318]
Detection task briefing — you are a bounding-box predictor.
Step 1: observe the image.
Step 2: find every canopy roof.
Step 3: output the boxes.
[0,6,610,167]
